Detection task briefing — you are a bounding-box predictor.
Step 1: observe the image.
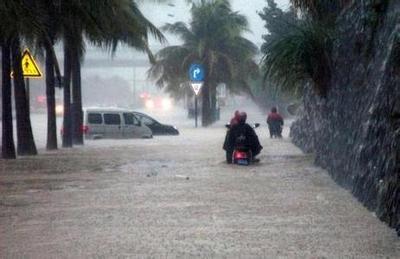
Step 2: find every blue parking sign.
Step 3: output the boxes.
[189,64,205,81]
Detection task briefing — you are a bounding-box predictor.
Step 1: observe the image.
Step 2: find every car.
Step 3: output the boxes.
[75,107,153,139]
[132,111,179,135]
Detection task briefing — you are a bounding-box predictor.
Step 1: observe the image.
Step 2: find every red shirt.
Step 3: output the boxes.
[267,113,283,121]
[267,112,283,125]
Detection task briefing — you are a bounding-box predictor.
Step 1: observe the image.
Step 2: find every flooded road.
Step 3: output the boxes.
[1,108,399,257]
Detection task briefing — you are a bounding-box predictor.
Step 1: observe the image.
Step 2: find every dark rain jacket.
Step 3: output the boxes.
[223,122,263,155]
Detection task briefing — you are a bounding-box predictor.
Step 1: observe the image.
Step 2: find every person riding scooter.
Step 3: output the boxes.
[224,112,263,163]
[223,110,240,163]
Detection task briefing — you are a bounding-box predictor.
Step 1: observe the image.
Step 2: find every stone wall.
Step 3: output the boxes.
[290,0,400,234]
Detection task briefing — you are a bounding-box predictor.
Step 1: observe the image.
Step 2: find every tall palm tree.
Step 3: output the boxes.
[59,0,164,146]
[0,1,42,156]
[34,0,63,150]
[44,38,59,151]
[149,0,258,126]
[1,39,16,159]
[260,0,342,98]
[0,2,16,159]
[11,36,38,155]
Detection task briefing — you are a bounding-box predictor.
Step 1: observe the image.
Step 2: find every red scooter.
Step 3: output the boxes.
[232,147,253,165]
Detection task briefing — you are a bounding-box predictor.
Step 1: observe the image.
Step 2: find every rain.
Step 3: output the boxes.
[1,0,399,257]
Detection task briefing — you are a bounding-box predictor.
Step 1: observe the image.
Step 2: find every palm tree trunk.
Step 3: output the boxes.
[72,48,83,145]
[201,81,212,127]
[11,36,37,156]
[45,42,57,150]
[62,42,73,148]
[1,42,16,159]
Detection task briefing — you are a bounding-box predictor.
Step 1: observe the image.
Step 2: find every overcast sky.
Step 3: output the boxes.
[140,0,290,47]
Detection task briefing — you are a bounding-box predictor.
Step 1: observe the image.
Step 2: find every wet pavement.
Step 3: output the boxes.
[1,109,400,258]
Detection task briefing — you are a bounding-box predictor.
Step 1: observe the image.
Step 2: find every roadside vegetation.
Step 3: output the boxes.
[1,0,164,159]
[259,0,347,98]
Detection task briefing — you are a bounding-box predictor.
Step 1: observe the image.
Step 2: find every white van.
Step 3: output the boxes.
[82,107,152,139]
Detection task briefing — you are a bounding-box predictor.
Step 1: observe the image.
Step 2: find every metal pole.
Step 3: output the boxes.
[132,67,136,105]
[25,77,30,112]
[195,95,198,128]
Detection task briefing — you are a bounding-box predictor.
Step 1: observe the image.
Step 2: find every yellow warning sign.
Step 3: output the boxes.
[11,49,42,78]
[21,49,42,78]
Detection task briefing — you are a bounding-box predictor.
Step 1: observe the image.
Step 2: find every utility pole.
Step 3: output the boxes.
[132,63,137,108]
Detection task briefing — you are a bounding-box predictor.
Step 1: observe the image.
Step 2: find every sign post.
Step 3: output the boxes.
[11,49,43,111]
[195,94,198,128]
[191,82,203,127]
[189,64,205,128]
[26,78,30,108]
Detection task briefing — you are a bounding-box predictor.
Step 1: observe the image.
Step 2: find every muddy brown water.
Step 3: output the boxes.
[1,123,399,258]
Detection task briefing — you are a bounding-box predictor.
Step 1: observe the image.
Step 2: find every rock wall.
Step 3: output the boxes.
[291,0,400,234]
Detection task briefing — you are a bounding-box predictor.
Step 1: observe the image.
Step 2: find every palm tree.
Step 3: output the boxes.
[1,39,16,159]
[0,3,16,159]
[11,36,38,155]
[261,20,333,97]
[149,0,258,126]
[35,0,63,150]
[44,37,59,151]
[59,0,164,146]
[0,1,41,156]
[260,0,340,98]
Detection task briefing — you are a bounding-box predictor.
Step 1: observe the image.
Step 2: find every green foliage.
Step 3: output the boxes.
[259,0,298,48]
[85,0,165,56]
[261,20,333,97]
[260,0,335,98]
[0,1,164,58]
[0,1,44,43]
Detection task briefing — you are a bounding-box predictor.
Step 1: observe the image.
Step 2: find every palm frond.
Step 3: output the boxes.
[261,19,333,97]
[162,22,195,43]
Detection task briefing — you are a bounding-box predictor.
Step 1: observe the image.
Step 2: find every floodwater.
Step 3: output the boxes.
[1,104,399,257]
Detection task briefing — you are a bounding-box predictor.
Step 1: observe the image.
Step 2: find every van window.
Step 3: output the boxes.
[124,113,135,125]
[123,113,140,125]
[132,114,141,125]
[104,113,121,125]
[141,115,156,126]
[88,113,102,124]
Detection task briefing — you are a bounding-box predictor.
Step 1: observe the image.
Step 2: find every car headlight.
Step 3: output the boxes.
[162,98,173,111]
[145,99,155,109]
